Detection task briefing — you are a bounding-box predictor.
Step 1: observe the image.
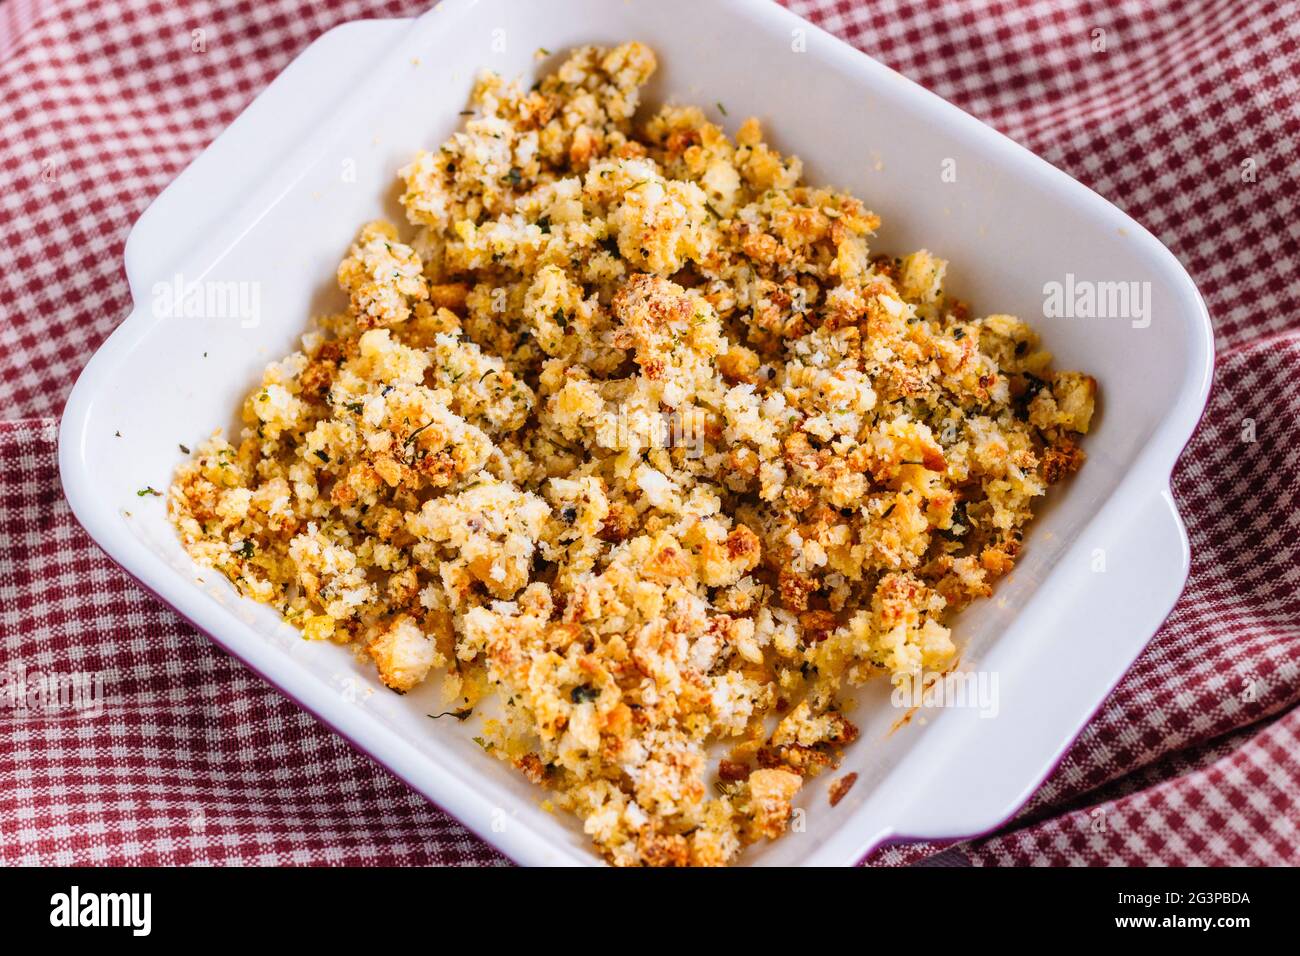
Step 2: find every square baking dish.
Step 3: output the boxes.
[59,0,1213,865]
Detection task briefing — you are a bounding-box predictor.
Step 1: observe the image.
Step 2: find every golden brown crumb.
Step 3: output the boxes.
[828,772,859,807]
[748,768,804,839]
[718,759,750,782]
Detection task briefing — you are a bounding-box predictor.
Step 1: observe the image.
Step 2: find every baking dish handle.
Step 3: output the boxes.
[880,485,1191,846]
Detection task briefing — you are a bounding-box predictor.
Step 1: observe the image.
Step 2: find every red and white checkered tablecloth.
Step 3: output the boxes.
[1,0,1297,866]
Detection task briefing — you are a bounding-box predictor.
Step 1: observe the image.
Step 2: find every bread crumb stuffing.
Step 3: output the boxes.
[170,41,1095,866]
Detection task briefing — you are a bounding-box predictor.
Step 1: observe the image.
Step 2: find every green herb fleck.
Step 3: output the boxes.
[136,486,161,497]
[404,420,435,447]
[941,500,969,540]
[428,709,474,722]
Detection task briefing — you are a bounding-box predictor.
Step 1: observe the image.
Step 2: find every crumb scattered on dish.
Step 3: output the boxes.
[169,42,1095,866]
[828,772,858,807]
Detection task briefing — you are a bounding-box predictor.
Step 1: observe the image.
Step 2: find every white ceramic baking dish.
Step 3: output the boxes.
[58,0,1213,866]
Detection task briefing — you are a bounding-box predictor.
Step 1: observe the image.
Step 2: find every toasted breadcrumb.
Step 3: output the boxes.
[828,772,859,807]
[169,42,1095,867]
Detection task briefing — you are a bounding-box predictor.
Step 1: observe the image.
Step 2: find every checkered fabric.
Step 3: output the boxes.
[1,0,1296,866]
